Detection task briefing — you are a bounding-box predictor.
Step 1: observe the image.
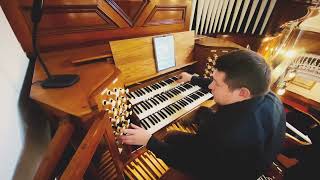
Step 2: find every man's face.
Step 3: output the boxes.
[208,70,240,105]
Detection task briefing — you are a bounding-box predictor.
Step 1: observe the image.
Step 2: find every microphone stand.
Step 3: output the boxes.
[31,0,79,88]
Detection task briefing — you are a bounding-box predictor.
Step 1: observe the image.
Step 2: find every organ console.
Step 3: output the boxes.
[30,30,244,179]
[2,0,319,179]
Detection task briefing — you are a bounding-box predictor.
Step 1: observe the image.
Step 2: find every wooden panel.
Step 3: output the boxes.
[144,6,186,26]
[20,0,97,6]
[110,31,195,85]
[34,119,75,180]
[106,0,149,26]
[3,0,191,52]
[193,37,245,76]
[22,7,118,35]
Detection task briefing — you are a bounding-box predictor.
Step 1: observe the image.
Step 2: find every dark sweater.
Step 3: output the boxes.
[146,76,286,179]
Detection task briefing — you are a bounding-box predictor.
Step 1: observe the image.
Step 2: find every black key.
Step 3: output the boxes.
[181,99,189,105]
[153,98,160,104]
[159,94,167,101]
[146,86,153,92]
[150,115,159,123]
[157,111,165,119]
[154,113,161,122]
[127,93,133,99]
[135,105,143,113]
[138,89,146,95]
[159,81,166,86]
[177,86,185,92]
[173,103,181,110]
[140,103,148,110]
[162,93,170,100]
[159,110,168,118]
[142,119,151,128]
[135,90,143,97]
[187,97,194,102]
[150,98,158,105]
[166,106,174,114]
[155,83,161,89]
[140,120,148,129]
[146,101,153,108]
[150,84,157,90]
[166,91,174,98]
[143,102,151,109]
[133,107,140,114]
[168,106,176,113]
[177,100,185,107]
[147,117,155,125]
[166,79,173,84]
[156,96,164,102]
[163,107,172,115]
[171,104,179,111]
[143,87,151,93]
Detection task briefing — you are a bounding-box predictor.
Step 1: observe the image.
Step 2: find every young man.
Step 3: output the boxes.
[119,50,286,179]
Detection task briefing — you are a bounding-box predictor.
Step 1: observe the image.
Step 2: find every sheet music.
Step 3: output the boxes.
[153,35,176,71]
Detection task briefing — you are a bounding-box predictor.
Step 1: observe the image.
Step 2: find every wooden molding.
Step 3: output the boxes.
[144,6,186,26]
[106,0,150,27]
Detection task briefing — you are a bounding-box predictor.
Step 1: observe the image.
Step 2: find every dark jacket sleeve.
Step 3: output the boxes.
[146,134,203,172]
[190,76,212,89]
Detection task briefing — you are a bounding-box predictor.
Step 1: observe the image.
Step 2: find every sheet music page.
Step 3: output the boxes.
[153,35,176,71]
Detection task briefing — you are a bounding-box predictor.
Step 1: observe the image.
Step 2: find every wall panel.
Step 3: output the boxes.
[5,0,191,52]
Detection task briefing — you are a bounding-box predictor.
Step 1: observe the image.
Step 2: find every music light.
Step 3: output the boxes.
[31,0,79,88]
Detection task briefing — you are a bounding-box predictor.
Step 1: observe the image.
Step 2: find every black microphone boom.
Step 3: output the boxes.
[31,0,79,88]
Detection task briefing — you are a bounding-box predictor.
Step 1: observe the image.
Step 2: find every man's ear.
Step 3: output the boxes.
[239,87,251,98]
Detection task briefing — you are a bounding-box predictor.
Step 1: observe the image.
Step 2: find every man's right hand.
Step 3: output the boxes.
[177,72,192,83]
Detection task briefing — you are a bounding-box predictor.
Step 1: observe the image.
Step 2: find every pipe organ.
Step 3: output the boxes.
[1,0,319,179]
[191,0,278,35]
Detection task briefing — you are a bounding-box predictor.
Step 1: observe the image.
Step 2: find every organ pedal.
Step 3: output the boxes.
[124,150,170,180]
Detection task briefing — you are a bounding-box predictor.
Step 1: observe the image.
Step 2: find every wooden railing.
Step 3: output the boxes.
[34,118,75,180]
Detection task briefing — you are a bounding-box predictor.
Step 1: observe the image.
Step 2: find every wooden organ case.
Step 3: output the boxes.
[31,31,248,180]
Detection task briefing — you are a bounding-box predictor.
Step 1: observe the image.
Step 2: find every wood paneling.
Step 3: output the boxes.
[3,0,191,53]
[110,31,195,85]
[106,0,149,26]
[22,7,118,35]
[144,6,186,26]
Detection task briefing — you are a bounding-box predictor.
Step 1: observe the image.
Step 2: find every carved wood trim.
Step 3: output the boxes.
[106,0,150,27]
[143,6,186,26]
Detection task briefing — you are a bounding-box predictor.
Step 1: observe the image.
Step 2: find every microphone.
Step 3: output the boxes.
[31,0,79,88]
[31,0,43,23]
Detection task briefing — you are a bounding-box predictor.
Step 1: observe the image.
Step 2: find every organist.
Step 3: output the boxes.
[119,50,286,179]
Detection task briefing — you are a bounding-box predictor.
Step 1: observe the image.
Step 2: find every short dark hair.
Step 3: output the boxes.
[214,50,271,96]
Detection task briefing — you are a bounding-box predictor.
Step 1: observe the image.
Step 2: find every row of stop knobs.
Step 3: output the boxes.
[102,88,133,136]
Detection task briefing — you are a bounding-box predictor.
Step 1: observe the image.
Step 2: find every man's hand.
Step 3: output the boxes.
[118,124,152,146]
[177,72,192,83]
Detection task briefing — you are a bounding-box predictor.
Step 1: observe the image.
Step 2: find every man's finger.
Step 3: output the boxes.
[118,134,132,141]
[123,128,137,135]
